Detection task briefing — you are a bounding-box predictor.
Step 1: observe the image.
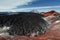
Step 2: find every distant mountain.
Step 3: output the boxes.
[0,10,59,17]
[0,12,9,15]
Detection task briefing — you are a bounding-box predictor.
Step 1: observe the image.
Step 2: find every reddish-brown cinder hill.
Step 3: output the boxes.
[41,10,59,17]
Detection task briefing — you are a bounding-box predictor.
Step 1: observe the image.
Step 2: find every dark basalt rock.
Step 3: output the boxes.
[0,12,49,36]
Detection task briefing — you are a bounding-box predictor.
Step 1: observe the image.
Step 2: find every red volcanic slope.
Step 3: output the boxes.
[36,20,60,40]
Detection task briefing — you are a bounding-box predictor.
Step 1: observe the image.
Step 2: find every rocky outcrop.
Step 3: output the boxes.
[0,12,49,38]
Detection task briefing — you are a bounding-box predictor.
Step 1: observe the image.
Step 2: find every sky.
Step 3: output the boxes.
[0,0,60,12]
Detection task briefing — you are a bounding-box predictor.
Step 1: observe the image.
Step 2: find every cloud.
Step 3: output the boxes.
[0,0,33,9]
[12,6,60,12]
[0,6,60,12]
[18,6,60,9]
